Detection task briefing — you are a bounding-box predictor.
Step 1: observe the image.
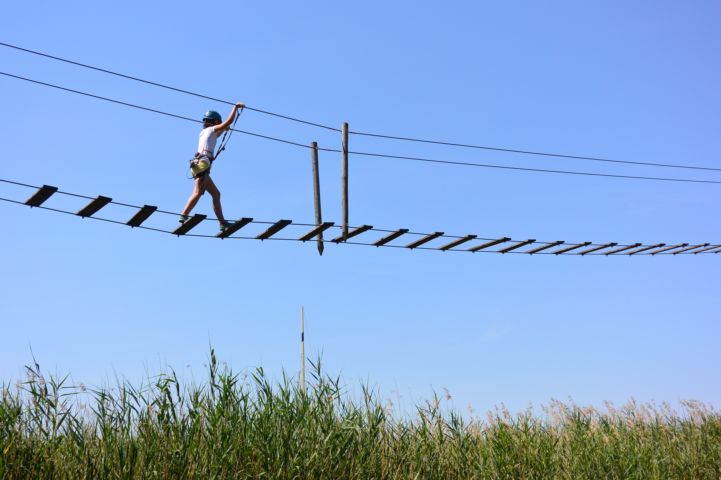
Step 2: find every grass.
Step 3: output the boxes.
[1,350,720,479]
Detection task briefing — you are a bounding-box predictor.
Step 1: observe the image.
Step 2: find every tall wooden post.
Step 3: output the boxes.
[300,306,306,392]
[341,122,349,241]
[311,142,324,256]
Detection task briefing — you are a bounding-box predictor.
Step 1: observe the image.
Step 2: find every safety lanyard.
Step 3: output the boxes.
[214,107,243,161]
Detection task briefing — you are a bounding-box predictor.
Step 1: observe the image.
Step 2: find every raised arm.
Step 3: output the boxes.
[215,102,245,133]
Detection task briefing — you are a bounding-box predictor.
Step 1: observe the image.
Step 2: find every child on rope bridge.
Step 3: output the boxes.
[179,102,244,232]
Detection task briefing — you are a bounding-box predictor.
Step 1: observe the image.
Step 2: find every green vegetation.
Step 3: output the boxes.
[1,351,720,479]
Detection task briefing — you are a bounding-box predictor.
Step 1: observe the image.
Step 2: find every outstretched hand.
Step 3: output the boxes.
[236,102,245,110]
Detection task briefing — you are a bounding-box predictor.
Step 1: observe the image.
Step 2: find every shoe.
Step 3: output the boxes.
[179,215,189,224]
[220,221,233,232]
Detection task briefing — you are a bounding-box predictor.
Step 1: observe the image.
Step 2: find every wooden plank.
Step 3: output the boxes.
[331,224,373,243]
[299,222,335,242]
[527,241,564,254]
[499,239,536,254]
[405,232,444,249]
[76,196,112,218]
[172,214,206,236]
[627,243,665,255]
[672,243,709,255]
[25,185,58,207]
[604,243,642,255]
[374,229,409,247]
[216,217,253,238]
[692,244,721,254]
[553,242,592,255]
[126,205,157,227]
[257,220,292,240]
[579,243,617,255]
[469,237,511,252]
[650,243,688,255]
[439,235,477,251]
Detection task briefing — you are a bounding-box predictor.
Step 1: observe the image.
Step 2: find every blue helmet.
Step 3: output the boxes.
[202,110,222,123]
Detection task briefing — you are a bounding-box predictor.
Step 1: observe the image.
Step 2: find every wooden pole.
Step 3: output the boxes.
[300,306,306,392]
[311,142,324,256]
[341,122,349,241]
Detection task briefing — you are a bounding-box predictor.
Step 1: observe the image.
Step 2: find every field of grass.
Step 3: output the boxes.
[1,350,720,479]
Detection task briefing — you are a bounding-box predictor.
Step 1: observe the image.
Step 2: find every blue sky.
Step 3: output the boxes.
[1,1,720,415]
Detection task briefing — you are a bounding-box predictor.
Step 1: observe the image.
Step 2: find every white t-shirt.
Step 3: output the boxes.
[197,126,218,158]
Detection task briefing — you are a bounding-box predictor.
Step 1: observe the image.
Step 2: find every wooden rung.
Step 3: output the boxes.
[299,222,335,242]
[469,237,510,252]
[257,220,292,240]
[374,229,409,247]
[499,239,536,254]
[579,243,617,255]
[553,242,592,255]
[405,232,444,249]
[692,244,721,254]
[439,235,477,251]
[25,185,58,207]
[605,243,642,255]
[172,214,206,236]
[527,241,564,254]
[332,224,373,243]
[651,244,688,255]
[216,217,254,238]
[126,205,157,227]
[76,196,112,218]
[627,243,665,255]
[673,243,709,255]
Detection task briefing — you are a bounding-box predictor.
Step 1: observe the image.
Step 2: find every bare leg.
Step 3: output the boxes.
[181,177,205,217]
[204,176,226,225]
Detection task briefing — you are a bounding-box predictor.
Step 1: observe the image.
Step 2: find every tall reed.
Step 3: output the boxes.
[1,350,719,479]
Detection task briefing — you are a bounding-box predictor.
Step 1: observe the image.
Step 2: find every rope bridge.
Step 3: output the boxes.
[2,179,718,257]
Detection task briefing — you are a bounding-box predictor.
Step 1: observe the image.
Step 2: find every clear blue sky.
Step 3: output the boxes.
[1,1,719,415]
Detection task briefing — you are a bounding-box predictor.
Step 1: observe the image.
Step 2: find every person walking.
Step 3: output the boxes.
[180,102,244,231]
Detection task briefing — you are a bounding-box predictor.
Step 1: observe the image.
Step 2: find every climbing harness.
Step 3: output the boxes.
[189,153,213,178]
